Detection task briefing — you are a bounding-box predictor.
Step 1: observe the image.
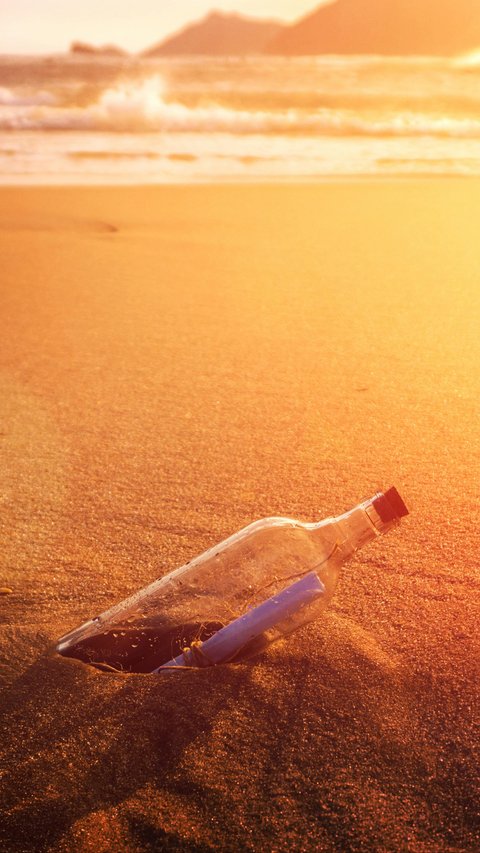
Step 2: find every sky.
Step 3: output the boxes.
[0,1,325,55]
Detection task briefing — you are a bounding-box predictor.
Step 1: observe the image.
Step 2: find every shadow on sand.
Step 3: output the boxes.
[1,612,475,852]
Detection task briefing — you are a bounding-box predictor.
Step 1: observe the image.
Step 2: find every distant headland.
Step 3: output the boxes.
[142,11,284,58]
[70,1,480,58]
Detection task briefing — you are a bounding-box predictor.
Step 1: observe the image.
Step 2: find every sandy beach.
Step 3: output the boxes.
[0,181,479,852]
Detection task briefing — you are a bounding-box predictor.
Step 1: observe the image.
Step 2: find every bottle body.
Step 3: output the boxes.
[57,488,408,672]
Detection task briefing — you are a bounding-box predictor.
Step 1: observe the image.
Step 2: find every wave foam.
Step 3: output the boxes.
[1,75,480,140]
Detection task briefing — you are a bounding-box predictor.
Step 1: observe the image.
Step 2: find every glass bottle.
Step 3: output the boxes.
[56,487,408,672]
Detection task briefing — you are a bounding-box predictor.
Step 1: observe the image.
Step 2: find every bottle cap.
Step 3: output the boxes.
[372,487,409,523]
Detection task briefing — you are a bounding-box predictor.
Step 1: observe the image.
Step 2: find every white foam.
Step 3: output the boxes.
[1,74,480,140]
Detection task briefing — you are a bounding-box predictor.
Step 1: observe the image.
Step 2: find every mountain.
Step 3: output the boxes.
[142,10,285,57]
[267,0,480,56]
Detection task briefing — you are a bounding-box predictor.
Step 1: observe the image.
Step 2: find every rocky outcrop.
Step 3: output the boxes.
[70,41,128,57]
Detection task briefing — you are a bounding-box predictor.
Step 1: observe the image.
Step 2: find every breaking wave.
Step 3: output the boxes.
[2,56,480,181]
[2,75,480,139]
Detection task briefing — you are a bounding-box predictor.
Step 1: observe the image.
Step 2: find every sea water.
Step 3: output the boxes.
[1,52,480,183]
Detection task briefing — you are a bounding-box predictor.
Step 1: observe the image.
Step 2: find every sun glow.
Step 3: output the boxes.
[453,48,480,68]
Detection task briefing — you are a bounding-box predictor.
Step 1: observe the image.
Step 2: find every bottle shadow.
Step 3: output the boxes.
[1,615,432,853]
[0,648,251,852]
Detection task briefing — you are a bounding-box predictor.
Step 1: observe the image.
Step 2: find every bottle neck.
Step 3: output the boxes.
[311,493,402,558]
[343,494,402,537]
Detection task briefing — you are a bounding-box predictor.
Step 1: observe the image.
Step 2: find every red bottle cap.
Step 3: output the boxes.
[373,487,409,522]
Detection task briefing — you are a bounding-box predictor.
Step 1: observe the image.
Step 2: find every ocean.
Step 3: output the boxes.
[1,52,480,183]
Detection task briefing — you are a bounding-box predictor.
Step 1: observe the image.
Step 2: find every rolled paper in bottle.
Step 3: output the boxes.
[154,570,325,671]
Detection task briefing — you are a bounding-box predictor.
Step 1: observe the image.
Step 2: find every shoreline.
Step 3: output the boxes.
[1,172,479,187]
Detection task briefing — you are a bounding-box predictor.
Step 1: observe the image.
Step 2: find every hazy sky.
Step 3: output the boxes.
[1,1,325,55]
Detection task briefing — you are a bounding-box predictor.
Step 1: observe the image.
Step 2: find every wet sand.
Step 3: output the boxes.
[0,181,479,852]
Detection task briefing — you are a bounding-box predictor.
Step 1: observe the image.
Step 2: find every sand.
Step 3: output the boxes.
[0,181,479,852]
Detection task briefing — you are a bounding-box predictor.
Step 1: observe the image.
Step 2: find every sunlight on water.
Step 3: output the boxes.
[1,54,480,182]
[452,49,480,69]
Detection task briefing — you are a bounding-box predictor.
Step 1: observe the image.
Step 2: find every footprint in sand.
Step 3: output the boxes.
[0,211,118,234]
